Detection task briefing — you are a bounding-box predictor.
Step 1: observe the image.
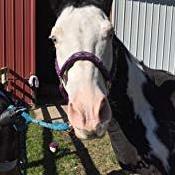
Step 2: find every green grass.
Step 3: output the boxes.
[26,125,79,175]
[24,124,122,175]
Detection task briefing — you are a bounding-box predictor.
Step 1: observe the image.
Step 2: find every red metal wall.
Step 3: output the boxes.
[0,0,35,104]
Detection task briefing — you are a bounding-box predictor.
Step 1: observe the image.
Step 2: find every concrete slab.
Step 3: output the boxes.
[32,105,68,123]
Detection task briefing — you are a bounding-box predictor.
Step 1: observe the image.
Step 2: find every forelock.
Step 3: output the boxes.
[53,0,106,17]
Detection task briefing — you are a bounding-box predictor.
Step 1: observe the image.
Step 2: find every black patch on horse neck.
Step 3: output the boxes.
[110,36,132,97]
[108,36,172,173]
[142,65,175,158]
[109,36,151,155]
[142,80,175,152]
[49,0,112,17]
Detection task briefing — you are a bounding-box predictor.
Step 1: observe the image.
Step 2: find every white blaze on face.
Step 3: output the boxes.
[50,6,113,139]
[51,6,113,69]
[50,6,113,97]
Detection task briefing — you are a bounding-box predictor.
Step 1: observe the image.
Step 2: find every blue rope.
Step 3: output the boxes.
[7,105,70,131]
[21,112,70,131]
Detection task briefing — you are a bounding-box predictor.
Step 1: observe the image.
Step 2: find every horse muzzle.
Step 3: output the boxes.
[74,122,109,140]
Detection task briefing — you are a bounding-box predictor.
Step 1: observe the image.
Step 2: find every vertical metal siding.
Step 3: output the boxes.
[112,0,175,74]
[0,0,35,104]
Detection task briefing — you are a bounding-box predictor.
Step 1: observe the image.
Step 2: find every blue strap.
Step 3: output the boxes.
[5,105,70,131]
[21,112,70,131]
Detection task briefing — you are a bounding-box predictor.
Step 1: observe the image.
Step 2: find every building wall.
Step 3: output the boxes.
[0,0,35,104]
[112,0,175,74]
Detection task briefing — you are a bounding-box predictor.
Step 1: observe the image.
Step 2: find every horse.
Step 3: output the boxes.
[49,0,175,174]
[49,0,113,139]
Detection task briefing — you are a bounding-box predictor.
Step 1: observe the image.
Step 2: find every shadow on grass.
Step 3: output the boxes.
[56,105,101,175]
[26,148,76,169]
[25,105,73,174]
[26,104,101,175]
[41,107,58,175]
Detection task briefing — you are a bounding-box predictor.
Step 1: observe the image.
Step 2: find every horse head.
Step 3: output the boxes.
[50,0,113,139]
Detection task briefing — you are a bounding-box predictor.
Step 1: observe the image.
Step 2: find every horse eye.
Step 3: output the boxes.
[109,31,114,38]
[50,36,57,44]
[52,37,57,44]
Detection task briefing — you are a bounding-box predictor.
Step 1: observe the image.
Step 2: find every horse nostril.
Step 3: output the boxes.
[68,102,76,116]
[99,97,110,122]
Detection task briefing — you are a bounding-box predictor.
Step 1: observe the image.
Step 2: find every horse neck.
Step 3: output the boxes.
[112,37,150,97]
[110,36,158,120]
[111,38,173,173]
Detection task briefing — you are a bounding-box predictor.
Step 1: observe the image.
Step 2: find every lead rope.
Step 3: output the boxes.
[4,105,70,132]
[17,108,70,175]
[0,105,71,175]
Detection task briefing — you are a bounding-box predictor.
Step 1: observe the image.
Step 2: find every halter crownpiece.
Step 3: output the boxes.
[55,51,115,101]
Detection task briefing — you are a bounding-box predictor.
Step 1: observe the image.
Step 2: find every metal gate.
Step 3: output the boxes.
[0,0,35,104]
[112,0,175,74]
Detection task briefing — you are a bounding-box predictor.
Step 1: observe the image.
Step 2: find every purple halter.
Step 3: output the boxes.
[55,51,114,102]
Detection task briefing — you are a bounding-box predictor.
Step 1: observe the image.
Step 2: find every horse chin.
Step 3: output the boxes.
[73,127,107,140]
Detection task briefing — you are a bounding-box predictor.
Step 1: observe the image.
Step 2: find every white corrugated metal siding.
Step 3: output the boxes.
[112,0,175,74]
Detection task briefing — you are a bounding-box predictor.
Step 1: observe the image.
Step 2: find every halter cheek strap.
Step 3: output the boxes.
[55,51,115,102]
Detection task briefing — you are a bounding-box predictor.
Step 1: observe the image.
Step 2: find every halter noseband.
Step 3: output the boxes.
[55,51,114,102]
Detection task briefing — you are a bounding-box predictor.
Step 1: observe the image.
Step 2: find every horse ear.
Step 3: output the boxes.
[49,0,113,17]
[102,0,113,17]
[49,0,60,16]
